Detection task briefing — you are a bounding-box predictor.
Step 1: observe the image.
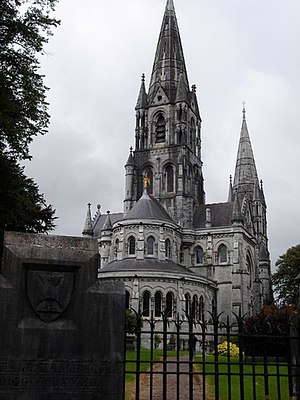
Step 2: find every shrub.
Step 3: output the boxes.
[218,341,240,358]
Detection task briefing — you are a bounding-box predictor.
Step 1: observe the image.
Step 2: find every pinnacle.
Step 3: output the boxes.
[166,0,175,12]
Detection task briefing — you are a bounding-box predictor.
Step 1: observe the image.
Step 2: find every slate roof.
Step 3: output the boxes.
[100,258,199,278]
[92,212,123,237]
[193,202,233,228]
[123,189,174,223]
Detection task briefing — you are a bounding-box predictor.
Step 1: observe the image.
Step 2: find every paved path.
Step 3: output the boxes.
[127,356,213,400]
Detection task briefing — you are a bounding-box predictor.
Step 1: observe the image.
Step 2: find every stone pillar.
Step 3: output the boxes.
[0,232,125,400]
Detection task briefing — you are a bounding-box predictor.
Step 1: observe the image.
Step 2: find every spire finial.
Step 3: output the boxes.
[166,0,175,11]
[130,146,133,156]
[192,84,197,92]
[242,101,246,120]
[141,73,145,82]
[229,175,232,185]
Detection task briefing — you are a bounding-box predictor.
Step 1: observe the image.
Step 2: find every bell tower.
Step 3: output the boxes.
[124,0,205,227]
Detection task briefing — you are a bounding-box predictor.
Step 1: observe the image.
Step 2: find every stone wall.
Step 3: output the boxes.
[0,232,125,400]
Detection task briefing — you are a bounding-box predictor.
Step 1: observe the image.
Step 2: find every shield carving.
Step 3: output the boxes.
[26,269,75,323]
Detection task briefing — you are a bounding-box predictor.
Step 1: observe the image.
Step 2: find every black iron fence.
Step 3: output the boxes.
[124,308,300,400]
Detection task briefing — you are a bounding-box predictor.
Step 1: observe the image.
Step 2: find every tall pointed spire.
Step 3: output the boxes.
[135,73,148,110]
[148,0,189,103]
[82,203,93,236]
[233,105,259,199]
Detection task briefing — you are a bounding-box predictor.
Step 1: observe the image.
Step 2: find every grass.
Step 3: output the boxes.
[125,350,291,400]
[194,355,291,400]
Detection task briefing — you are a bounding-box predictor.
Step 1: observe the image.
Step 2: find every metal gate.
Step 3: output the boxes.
[124,308,300,400]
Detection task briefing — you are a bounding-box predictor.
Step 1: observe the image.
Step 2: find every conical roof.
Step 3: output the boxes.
[82,203,93,236]
[148,0,189,104]
[135,74,148,110]
[233,107,259,198]
[123,189,174,223]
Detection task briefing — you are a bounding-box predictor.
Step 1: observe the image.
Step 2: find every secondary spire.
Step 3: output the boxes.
[233,105,259,200]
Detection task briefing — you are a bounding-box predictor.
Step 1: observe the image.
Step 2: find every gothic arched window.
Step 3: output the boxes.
[199,296,204,320]
[125,290,130,309]
[165,292,174,318]
[166,165,174,192]
[192,295,198,319]
[154,291,162,317]
[142,290,150,317]
[147,236,155,255]
[155,114,166,143]
[128,236,136,255]
[185,293,191,316]
[246,254,253,287]
[165,238,171,259]
[218,244,227,263]
[195,246,204,264]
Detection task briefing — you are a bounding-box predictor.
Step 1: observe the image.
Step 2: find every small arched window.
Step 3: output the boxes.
[199,296,204,320]
[154,291,162,317]
[166,165,174,192]
[147,236,155,255]
[125,290,130,309]
[143,291,150,317]
[185,293,191,316]
[195,246,204,264]
[218,244,227,263]
[165,292,173,318]
[155,115,166,143]
[192,295,198,319]
[246,254,253,287]
[165,238,171,259]
[128,236,136,255]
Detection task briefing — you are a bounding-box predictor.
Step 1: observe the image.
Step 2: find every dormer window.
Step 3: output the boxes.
[155,114,166,143]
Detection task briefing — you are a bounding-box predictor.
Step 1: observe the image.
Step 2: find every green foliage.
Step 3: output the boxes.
[0,0,59,242]
[154,334,162,349]
[0,0,60,160]
[0,153,56,234]
[125,309,138,334]
[217,341,241,358]
[272,244,300,306]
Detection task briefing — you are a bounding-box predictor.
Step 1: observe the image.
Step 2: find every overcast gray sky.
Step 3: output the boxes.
[25,0,300,272]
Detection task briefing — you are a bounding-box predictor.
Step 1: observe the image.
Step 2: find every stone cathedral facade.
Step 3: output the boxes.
[82,0,272,321]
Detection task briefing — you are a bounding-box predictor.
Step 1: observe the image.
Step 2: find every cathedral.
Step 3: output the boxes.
[82,0,272,321]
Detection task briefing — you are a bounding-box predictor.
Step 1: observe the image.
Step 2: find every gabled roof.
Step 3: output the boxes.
[123,189,174,223]
[193,202,233,228]
[92,212,123,237]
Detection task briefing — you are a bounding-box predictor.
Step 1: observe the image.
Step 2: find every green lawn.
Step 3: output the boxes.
[125,351,291,400]
[194,355,291,400]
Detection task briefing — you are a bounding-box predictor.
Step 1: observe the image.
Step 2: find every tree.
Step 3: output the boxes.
[0,0,60,160]
[0,153,56,234]
[0,0,59,247]
[272,244,300,306]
